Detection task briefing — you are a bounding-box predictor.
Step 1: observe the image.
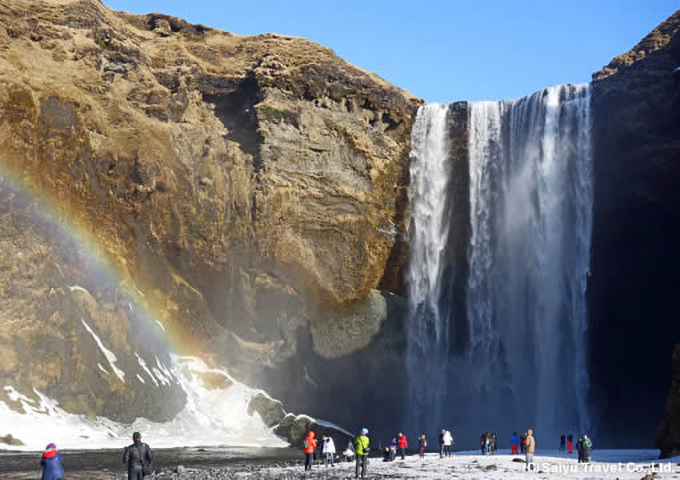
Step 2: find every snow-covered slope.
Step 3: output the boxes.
[0,355,287,451]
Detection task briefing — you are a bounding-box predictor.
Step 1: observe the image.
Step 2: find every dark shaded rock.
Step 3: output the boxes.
[282,415,353,452]
[658,344,680,458]
[247,393,286,428]
[273,413,296,439]
[589,10,680,447]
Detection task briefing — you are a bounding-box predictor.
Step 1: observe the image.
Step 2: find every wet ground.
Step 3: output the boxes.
[0,446,302,478]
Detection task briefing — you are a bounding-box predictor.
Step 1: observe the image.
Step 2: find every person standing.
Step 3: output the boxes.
[520,432,526,454]
[576,436,584,463]
[524,429,536,472]
[354,428,370,479]
[397,432,408,460]
[438,429,446,458]
[122,432,152,480]
[567,434,574,454]
[418,434,427,458]
[323,436,336,467]
[581,435,593,463]
[490,432,497,454]
[559,434,566,452]
[303,430,317,471]
[510,432,520,455]
[443,430,453,457]
[480,433,486,455]
[41,443,64,480]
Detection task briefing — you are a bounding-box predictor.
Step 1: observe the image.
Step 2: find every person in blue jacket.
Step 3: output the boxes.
[41,443,65,480]
[510,432,520,455]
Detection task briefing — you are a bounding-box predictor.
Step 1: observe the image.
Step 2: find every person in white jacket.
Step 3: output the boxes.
[443,430,453,457]
[322,436,336,467]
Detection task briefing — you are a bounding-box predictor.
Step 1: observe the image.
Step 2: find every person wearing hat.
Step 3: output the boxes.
[322,435,336,467]
[123,432,153,479]
[354,428,370,478]
[41,443,64,480]
[303,430,317,471]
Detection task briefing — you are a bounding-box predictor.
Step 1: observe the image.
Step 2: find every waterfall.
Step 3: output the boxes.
[405,84,593,442]
[405,103,452,432]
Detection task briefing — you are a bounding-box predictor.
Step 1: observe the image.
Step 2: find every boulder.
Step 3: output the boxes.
[247,392,286,428]
[0,434,24,446]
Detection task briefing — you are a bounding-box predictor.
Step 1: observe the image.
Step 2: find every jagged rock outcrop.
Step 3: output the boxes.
[589,10,680,446]
[658,344,680,457]
[0,0,419,428]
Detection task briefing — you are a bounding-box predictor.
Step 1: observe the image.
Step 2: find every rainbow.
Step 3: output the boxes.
[0,161,192,358]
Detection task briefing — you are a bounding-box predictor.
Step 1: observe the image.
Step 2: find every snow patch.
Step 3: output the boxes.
[153,357,174,385]
[68,285,89,294]
[0,355,286,451]
[4,386,35,407]
[136,374,146,384]
[97,363,109,375]
[155,320,166,332]
[81,319,125,383]
[135,353,159,387]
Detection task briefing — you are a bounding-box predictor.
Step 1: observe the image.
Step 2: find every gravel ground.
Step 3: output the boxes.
[1,449,676,479]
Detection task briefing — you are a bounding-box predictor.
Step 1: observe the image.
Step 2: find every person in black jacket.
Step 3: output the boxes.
[438,429,445,458]
[123,432,153,480]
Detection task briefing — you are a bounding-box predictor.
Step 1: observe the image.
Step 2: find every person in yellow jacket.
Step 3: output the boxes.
[354,428,370,479]
[525,428,536,471]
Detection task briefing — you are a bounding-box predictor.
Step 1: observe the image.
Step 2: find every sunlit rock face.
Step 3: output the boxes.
[0,0,420,435]
[589,10,680,448]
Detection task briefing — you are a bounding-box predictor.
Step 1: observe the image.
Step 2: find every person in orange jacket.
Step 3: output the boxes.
[397,432,408,460]
[303,430,318,471]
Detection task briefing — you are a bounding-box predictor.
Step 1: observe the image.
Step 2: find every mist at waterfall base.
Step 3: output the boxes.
[406,85,594,450]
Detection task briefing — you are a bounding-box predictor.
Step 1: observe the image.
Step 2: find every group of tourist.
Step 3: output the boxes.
[302,430,337,470]
[480,431,498,454]
[36,426,592,479]
[560,433,593,462]
[301,425,600,476]
[508,430,532,455]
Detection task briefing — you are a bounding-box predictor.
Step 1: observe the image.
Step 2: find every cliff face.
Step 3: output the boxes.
[658,345,680,457]
[589,11,680,447]
[0,0,420,433]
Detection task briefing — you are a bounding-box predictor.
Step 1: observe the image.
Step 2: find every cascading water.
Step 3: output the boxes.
[406,85,593,443]
[465,83,593,438]
[405,103,453,432]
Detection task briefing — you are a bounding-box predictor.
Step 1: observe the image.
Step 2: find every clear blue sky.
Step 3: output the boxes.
[107,0,678,103]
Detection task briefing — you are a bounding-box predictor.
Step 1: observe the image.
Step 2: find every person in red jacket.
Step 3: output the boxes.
[397,432,408,460]
[567,434,574,454]
[303,431,318,471]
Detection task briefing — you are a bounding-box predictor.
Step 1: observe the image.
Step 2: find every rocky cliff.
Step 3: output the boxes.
[658,345,680,457]
[589,10,680,448]
[0,0,420,440]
